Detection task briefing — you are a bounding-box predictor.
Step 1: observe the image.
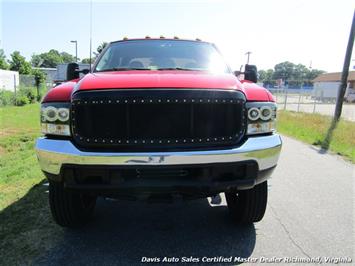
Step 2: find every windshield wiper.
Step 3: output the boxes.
[157,67,197,71]
[95,67,151,72]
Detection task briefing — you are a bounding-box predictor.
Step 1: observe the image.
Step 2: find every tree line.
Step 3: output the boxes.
[0,42,108,90]
[0,42,108,73]
[0,49,46,89]
[258,61,325,87]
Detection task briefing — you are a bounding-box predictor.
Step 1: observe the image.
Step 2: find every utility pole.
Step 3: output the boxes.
[70,40,78,62]
[322,10,354,149]
[245,51,252,64]
[333,10,354,122]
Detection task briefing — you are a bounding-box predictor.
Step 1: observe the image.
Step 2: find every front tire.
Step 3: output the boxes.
[225,181,268,224]
[49,181,96,228]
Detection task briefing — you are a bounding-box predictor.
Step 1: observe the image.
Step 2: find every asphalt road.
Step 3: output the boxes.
[35,136,354,265]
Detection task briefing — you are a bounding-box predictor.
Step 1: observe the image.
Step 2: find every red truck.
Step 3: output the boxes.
[35,38,282,228]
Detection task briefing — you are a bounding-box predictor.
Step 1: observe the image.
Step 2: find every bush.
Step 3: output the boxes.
[14,95,29,106]
[0,90,15,106]
[18,87,37,103]
[0,86,47,106]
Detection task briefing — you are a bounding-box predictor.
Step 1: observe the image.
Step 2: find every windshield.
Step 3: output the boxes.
[94,40,230,73]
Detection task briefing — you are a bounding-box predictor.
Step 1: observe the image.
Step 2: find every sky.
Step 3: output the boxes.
[0,0,354,72]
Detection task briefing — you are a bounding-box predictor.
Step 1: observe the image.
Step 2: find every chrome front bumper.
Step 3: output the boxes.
[35,134,282,175]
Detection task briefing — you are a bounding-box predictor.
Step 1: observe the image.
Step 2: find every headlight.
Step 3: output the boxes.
[248,107,260,121]
[41,103,71,136]
[246,102,277,135]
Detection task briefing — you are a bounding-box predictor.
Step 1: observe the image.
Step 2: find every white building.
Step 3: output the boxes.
[0,69,19,92]
[313,71,355,102]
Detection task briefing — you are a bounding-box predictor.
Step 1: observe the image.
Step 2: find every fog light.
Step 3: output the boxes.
[41,123,71,136]
[247,121,275,135]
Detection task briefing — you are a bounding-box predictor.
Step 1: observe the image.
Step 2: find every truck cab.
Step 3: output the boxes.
[36,38,282,228]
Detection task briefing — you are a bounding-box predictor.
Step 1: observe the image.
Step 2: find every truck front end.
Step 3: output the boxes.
[35,38,281,228]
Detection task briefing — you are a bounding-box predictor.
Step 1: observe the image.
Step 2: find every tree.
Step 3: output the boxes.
[293,64,308,81]
[31,49,76,68]
[0,49,9,70]
[97,42,108,53]
[31,50,77,68]
[94,42,108,56]
[258,70,267,81]
[32,69,47,100]
[306,69,326,81]
[60,52,77,63]
[258,61,325,87]
[81,58,93,64]
[31,54,43,67]
[9,51,32,74]
[264,69,274,86]
[31,49,62,68]
[272,61,295,82]
[258,69,274,86]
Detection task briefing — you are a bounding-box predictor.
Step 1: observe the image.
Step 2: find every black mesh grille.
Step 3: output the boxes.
[71,89,246,151]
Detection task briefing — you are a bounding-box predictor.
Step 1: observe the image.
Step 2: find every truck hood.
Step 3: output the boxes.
[43,71,273,102]
[77,70,242,90]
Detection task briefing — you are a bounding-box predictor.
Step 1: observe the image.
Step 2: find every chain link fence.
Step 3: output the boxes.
[19,74,35,87]
[267,87,355,121]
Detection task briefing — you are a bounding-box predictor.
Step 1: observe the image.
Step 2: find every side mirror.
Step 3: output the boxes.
[66,63,80,81]
[244,64,258,83]
[80,69,90,75]
[66,63,90,81]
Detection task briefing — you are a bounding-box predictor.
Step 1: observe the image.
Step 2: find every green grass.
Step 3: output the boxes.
[277,110,355,163]
[0,104,41,209]
[0,103,63,265]
[0,103,40,134]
